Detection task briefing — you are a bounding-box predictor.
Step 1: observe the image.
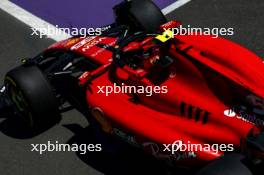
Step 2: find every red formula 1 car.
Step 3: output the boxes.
[0,0,264,174]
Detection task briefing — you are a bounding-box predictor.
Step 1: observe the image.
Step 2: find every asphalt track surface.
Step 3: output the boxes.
[1,0,264,175]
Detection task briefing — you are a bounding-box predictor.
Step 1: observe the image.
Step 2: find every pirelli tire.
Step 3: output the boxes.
[115,0,167,33]
[4,66,61,131]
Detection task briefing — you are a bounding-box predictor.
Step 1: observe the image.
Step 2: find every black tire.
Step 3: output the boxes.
[196,154,253,175]
[114,0,167,33]
[4,66,60,130]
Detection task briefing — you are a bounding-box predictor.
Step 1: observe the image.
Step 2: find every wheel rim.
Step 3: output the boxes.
[5,76,34,127]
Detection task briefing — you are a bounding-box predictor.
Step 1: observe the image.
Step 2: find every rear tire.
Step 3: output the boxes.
[114,0,167,33]
[4,66,60,131]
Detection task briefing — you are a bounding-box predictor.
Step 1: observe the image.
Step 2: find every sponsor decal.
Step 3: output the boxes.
[112,128,138,146]
[71,37,96,50]
[65,38,81,47]
[224,109,236,117]
[81,37,107,52]
[223,95,264,126]
[143,142,197,162]
[155,29,174,43]
[224,108,264,126]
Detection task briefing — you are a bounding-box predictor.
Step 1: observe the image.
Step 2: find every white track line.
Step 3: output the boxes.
[0,0,70,41]
[0,0,191,41]
[162,0,192,15]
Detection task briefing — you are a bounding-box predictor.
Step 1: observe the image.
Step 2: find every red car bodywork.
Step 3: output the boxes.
[47,21,264,166]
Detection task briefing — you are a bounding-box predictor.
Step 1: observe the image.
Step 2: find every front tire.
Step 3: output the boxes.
[4,66,60,131]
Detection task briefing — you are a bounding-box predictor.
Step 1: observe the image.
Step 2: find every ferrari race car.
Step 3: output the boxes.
[0,0,264,174]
